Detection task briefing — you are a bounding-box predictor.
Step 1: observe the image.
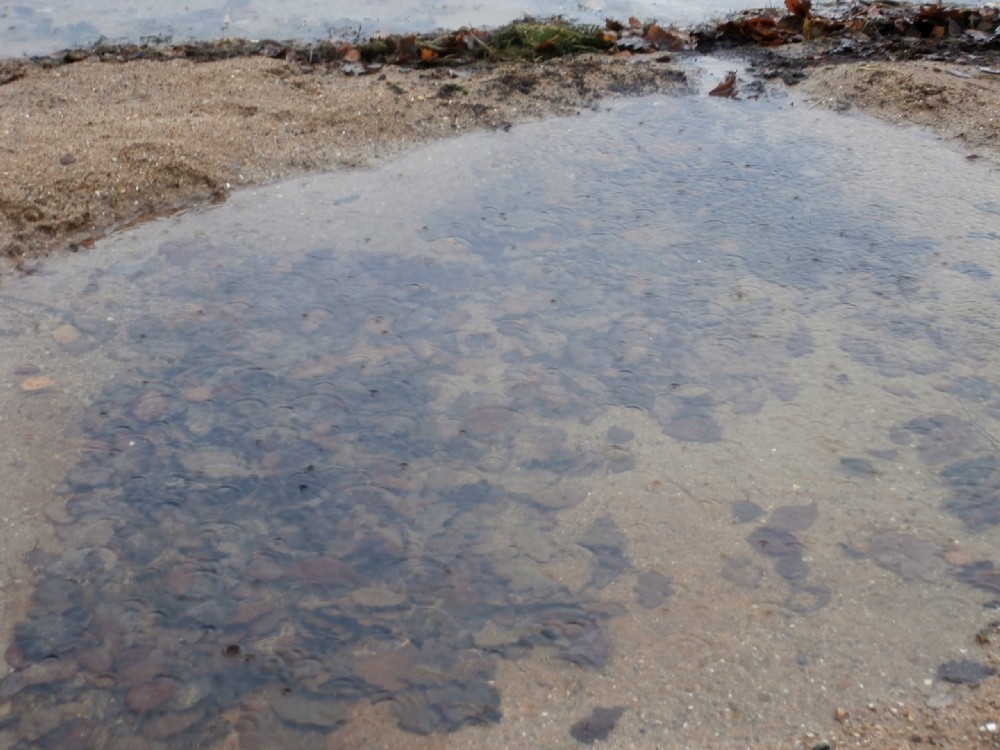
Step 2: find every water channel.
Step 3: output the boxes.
[1,79,1000,748]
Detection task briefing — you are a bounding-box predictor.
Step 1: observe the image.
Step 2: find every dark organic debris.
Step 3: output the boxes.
[661,395,722,443]
[570,705,627,744]
[697,1,1000,60]
[579,515,632,588]
[768,501,818,532]
[747,512,830,611]
[840,530,944,582]
[785,583,832,613]
[956,560,1000,593]
[748,526,804,557]
[840,457,877,477]
[732,501,764,523]
[25,17,689,72]
[748,526,811,583]
[890,414,979,464]
[634,570,675,608]
[940,454,1000,527]
[937,660,996,684]
[605,426,634,444]
[0,241,642,746]
[392,681,501,735]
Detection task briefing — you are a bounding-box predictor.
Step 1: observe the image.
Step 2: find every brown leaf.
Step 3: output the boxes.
[784,0,811,19]
[645,23,688,51]
[746,16,783,44]
[394,34,418,64]
[708,72,738,98]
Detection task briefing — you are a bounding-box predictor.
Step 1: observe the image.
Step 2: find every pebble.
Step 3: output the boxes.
[126,678,177,715]
[937,659,996,685]
[267,686,348,729]
[51,324,81,344]
[926,693,955,709]
[143,706,205,738]
[570,705,627,745]
[20,374,56,391]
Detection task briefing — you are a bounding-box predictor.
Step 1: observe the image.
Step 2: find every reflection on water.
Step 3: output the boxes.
[2,90,1000,747]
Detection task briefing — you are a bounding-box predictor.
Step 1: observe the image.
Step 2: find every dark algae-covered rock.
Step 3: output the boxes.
[570,705,627,744]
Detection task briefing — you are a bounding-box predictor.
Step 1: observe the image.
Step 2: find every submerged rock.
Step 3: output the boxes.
[937,660,996,685]
[570,705,627,745]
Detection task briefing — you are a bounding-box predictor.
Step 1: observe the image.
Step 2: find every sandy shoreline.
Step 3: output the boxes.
[3,8,1000,748]
[2,12,1000,276]
[0,52,690,273]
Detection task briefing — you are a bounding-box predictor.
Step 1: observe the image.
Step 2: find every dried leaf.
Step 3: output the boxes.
[784,0,812,19]
[394,34,418,64]
[746,16,783,44]
[708,72,738,98]
[645,23,688,51]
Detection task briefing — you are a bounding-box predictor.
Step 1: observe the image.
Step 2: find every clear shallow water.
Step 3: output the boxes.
[4,0,753,56]
[1,89,1000,748]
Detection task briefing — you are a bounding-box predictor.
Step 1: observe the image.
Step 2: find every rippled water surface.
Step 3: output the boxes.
[2,90,1000,748]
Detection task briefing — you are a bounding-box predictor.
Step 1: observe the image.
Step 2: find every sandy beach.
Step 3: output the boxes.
[2,7,1000,747]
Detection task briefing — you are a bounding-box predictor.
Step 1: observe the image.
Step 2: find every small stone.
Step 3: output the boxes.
[981,721,998,733]
[345,585,406,608]
[51,324,80,344]
[4,643,27,670]
[182,385,213,402]
[570,706,627,745]
[943,548,976,566]
[126,677,177,715]
[926,693,954,709]
[267,686,348,728]
[21,657,79,688]
[634,570,674,609]
[834,707,848,722]
[937,659,996,685]
[143,706,205,738]
[20,375,55,391]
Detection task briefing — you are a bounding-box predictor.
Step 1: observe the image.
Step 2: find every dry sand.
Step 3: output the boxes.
[2,42,1000,749]
[0,53,687,271]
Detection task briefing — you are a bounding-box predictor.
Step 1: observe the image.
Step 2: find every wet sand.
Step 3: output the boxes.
[0,53,689,270]
[3,41,1000,274]
[3,29,1000,750]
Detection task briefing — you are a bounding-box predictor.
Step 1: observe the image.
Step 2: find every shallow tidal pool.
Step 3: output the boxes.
[1,82,1000,749]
